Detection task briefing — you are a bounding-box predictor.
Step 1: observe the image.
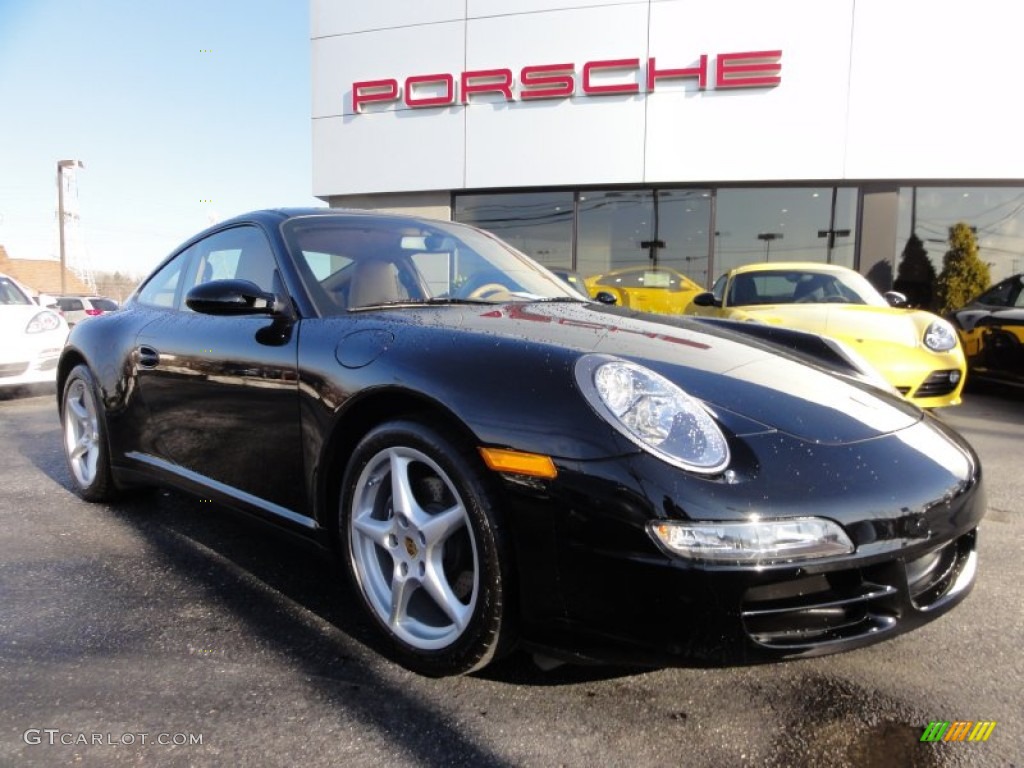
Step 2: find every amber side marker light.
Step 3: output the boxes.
[478,447,558,479]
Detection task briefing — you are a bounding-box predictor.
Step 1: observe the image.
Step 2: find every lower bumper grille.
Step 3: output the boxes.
[913,369,961,398]
[741,577,898,649]
[740,532,975,651]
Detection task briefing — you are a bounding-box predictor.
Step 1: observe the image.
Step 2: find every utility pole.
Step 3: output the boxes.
[57,160,83,295]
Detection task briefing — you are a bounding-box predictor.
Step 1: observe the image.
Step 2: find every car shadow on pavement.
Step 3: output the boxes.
[0,382,57,402]
[95,490,525,766]
[75,486,654,762]
[110,488,652,685]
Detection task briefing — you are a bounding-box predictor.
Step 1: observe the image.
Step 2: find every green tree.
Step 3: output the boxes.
[935,222,990,313]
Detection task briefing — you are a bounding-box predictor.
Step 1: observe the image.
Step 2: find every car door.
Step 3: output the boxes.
[974,276,1024,379]
[131,225,306,518]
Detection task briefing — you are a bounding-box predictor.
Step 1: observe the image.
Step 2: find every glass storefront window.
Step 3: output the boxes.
[576,190,653,281]
[652,190,713,288]
[897,186,1024,283]
[454,192,573,269]
[713,188,857,279]
[576,189,712,286]
[456,185,866,306]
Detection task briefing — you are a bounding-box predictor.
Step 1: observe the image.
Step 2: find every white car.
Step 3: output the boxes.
[0,273,69,387]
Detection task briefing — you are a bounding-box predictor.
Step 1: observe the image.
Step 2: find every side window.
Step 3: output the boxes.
[58,298,83,311]
[977,280,1013,307]
[137,248,191,308]
[189,226,279,295]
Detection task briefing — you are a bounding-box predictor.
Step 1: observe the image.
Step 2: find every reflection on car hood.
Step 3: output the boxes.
[736,305,919,347]
[403,302,922,445]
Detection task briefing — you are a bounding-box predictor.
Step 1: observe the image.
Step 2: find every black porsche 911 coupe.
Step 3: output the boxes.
[58,209,984,677]
[949,273,1024,388]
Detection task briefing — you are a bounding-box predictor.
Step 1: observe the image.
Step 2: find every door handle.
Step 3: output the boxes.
[137,345,160,368]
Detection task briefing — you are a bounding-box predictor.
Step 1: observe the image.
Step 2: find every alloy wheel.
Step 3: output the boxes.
[349,445,479,651]
[63,378,101,488]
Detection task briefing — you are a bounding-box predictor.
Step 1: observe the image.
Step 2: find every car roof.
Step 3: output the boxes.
[183,208,473,247]
[728,262,855,276]
[601,265,684,276]
[218,207,449,227]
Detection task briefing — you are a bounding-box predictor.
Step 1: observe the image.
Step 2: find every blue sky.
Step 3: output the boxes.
[0,0,320,277]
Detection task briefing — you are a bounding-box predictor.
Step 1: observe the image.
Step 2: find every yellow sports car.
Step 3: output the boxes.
[685,262,966,408]
[583,266,703,314]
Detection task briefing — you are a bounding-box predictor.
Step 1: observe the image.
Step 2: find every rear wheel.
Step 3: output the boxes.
[339,420,513,676]
[61,364,118,502]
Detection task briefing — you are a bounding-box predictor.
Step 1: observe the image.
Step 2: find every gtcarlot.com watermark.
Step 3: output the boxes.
[23,729,203,747]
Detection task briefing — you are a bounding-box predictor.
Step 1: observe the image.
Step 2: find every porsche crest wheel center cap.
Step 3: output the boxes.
[404,537,418,558]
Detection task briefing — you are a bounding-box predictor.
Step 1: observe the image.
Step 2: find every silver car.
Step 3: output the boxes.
[55,295,119,326]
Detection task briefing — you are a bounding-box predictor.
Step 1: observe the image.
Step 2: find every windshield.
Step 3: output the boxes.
[0,277,32,306]
[282,214,582,314]
[727,269,888,308]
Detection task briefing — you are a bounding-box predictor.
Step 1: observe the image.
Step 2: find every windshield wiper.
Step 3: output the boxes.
[420,297,495,305]
[349,298,493,311]
[531,296,589,303]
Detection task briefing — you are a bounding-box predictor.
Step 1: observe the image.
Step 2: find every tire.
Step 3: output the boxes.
[339,420,514,677]
[61,364,118,502]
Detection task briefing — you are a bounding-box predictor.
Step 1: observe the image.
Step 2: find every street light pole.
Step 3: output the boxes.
[757,232,783,260]
[57,159,83,295]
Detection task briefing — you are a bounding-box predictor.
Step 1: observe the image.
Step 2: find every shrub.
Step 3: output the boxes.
[935,222,990,313]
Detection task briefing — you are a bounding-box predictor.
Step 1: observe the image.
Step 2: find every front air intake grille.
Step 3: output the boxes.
[740,572,899,649]
[740,531,976,651]
[908,536,970,609]
[914,370,960,398]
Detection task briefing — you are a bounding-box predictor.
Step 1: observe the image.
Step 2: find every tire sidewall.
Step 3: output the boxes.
[339,419,511,677]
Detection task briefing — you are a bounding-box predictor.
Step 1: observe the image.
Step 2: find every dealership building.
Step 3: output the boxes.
[311,0,1024,292]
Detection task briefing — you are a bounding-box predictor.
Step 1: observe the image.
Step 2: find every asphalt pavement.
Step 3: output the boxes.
[0,382,1020,768]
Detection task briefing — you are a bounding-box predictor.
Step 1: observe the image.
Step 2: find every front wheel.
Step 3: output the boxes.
[339,420,514,676]
[61,364,118,502]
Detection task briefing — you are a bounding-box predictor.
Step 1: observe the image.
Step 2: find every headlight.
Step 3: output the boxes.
[25,311,62,334]
[650,517,854,565]
[923,319,957,352]
[575,356,729,473]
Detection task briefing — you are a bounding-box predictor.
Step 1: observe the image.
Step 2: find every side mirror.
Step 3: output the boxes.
[186,279,288,317]
[883,291,908,308]
[691,291,721,308]
[594,291,618,305]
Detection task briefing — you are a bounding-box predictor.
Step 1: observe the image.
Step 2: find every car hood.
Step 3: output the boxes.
[732,304,922,347]
[377,302,921,445]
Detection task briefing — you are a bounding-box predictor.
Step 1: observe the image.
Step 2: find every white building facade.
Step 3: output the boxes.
[312,0,1024,294]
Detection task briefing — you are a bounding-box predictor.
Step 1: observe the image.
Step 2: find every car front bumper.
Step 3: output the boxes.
[497,423,985,667]
[0,334,65,387]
